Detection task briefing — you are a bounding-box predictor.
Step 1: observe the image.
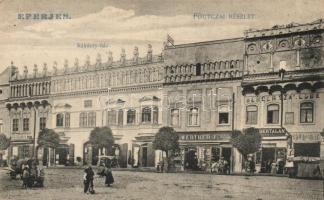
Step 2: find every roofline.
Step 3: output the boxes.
[165,37,244,50]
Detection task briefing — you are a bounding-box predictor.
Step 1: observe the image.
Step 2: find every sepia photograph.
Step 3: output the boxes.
[0,0,323,199]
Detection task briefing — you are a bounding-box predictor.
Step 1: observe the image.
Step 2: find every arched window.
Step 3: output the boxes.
[65,113,70,128]
[188,107,199,126]
[88,112,96,127]
[80,112,88,127]
[300,102,313,123]
[118,109,124,126]
[142,107,151,123]
[246,105,258,124]
[171,109,180,126]
[127,109,136,124]
[56,113,64,127]
[267,104,279,124]
[153,106,159,124]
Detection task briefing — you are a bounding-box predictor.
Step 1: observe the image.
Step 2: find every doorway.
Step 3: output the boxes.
[142,147,148,167]
[261,148,276,173]
[185,148,198,170]
[222,148,231,164]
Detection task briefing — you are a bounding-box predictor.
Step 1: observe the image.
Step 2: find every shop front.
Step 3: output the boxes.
[256,128,290,174]
[177,131,233,172]
[132,133,155,168]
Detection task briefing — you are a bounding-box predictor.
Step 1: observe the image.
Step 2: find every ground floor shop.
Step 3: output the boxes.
[176,131,235,172]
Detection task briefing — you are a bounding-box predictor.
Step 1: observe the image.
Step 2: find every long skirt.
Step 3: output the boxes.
[105,172,114,185]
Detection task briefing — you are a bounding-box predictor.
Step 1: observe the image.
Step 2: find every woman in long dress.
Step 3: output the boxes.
[104,164,114,187]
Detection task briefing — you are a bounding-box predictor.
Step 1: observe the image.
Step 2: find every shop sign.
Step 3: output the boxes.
[245,93,319,104]
[259,128,288,137]
[291,132,321,143]
[179,132,230,141]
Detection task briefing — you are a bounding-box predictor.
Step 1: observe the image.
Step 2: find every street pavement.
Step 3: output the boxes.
[0,168,323,200]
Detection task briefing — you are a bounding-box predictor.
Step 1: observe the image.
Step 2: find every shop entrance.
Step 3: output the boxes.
[142,147,148,167]
[261,148,275,173]
[56,145,69,165]
[222,148,231,163]
[184,148,198,170]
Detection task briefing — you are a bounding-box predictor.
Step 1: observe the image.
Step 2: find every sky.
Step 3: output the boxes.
[0,0,324,72]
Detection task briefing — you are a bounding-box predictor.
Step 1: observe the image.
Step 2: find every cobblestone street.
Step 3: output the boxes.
[0,168,323,200]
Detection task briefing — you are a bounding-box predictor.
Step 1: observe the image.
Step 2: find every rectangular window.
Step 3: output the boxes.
[285,112,294,124]
[246,106,258,124]
[65,113,70,127]
[80,113,88,127]
[107,110,116,125]
[88,112,96,127]
[40,117,46,130]
[23,118,29,131]
[84,100,92,108]
[219,113,229,124]
[188,108,199,126]
[300,102,313,123]
[267,104,279,124]
[12,119,19,132]
[171,109,180,126]
[127,110,136,124]
[118,110,123,126]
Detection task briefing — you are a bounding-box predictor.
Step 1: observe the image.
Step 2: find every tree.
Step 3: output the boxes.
[38,128,60,148]
[231,127,262,158]
[153,126,180,172]
[0,134,10,150]
[89,127,114,155]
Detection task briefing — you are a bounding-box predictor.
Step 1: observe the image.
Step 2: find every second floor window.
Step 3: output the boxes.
[40,117,46,130]
[12,119,19,132]
[246,105,258,124]
[188,107,199,126]
[267,104,279,124]
[107,110,117,125]
[80,112,88,127]
[300,102,313,123]
[171,109,180,126]
[153,106,158,124]
[142,107,151,123]
[23,118,29,131]
[65,113,70,128]
[118,110,123,126]
[127,109,136,124]
[56,113,64,127]
[88,112,96,127]
[219,105,229,124]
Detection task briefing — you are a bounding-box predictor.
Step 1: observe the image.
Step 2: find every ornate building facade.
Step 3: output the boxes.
[5,45,164,167]
[2,19,324,173]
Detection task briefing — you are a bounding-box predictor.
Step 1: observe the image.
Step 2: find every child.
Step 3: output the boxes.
[22,166,29,189]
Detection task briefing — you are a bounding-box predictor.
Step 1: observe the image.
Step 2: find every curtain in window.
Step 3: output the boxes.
[79,112,88,127]
[189,108,199,125]
[88,112,96,127]
[267,104,279,124]
[65,113,70,127]
[246,105,258,124]
[56,113,64,127]
[300,102,313,123]
[171,109,179,126]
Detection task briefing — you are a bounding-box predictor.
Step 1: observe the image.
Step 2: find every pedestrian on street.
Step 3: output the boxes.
[104,164,114,187]
[83,166,95,194]
[22,166,29,189]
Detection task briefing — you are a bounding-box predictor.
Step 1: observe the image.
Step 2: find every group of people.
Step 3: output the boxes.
[83,162,114,194]
[211,157,230,174]
[21,162,44,188]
